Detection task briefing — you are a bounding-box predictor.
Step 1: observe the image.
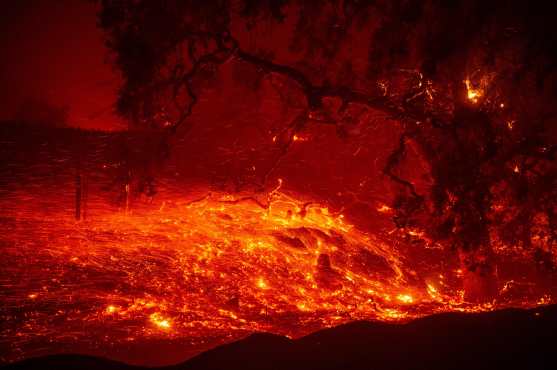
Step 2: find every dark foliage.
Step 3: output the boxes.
[97,0,557,299]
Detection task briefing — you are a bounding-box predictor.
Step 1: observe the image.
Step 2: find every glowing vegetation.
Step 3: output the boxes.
[1,185,551,363]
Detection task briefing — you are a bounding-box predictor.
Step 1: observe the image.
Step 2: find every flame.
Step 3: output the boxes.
[150,313,172,330]
[464,74,493,104]
[464,79,482,103]
[396,294,414,304]
[0,186,553,363]
[105,305,119,314]
[292,134,307,142]
[377,204,393,213]
[256,277,269,290]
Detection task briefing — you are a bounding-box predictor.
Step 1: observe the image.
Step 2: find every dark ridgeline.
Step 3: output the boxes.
[3,304,556,370]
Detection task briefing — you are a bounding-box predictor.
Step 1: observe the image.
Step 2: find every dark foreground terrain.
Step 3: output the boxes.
[3,304,556,370]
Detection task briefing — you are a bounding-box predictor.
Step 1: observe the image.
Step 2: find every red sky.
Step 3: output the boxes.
[0,0,125,131]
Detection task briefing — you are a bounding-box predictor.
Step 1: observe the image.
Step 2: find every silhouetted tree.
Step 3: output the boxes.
[98,0,557,301]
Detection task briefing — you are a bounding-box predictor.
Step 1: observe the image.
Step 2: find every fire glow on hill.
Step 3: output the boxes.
[2,0,557,367]
[0,175,553,364]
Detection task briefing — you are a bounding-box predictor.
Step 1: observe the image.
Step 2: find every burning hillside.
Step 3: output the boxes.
[2,0,557,367]
[0,119,554,365]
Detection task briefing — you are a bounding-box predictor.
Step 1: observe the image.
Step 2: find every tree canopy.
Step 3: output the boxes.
[98,0,557,300]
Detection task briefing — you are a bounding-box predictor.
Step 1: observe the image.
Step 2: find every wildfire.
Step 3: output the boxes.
[464,74,493,104]
[396,294,414,304]
[0,186,553,364]
[377,204,393,213]
[105,305,119,314]
[257,277,269,290]
[150,313,172,330]
[464,79,482,103]
[292,134,307,142]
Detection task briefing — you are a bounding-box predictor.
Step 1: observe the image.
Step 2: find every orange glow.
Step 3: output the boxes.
[464,79,482,103]
[396,294,414,304]
[257,277,269,290]
[1,183,553,363]
[464,75,493,104]
[150,313,172,330]
[427,284,440,301]
[377,204,392,213]
[105,305,119,314]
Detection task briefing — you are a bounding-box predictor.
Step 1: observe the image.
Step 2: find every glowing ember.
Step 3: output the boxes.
[464,79,482,103]
[105,305,119,314]
[376,204,392,213]
[0,187,551,364]
[150,313,172,330]
[2,1,557,367]
[396,294,414,304]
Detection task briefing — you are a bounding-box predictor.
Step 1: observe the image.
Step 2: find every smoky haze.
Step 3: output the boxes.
[0,0,124,131]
